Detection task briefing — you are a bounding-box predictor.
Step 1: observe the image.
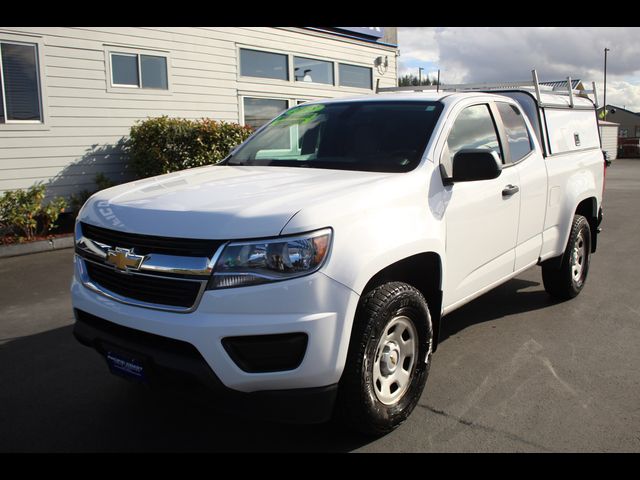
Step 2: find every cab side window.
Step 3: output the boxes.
[441,104,502,176]
[496,102,533,162]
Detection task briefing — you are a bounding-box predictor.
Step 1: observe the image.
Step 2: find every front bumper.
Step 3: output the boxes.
[71,255,360,394]
[73,308,339,423]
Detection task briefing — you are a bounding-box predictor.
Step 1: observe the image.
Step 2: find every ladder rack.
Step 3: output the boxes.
[376,69,599,109]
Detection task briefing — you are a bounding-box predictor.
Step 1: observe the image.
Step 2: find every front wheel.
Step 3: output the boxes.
[542,214,591,300]
[335,282,433,436]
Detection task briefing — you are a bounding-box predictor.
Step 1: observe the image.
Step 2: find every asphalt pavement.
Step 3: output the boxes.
[1,159,639,452]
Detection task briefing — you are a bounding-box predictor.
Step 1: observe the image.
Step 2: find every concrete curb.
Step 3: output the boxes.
[0,235,74,259]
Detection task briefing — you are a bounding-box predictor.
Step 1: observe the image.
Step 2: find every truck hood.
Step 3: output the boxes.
[80,165,394,239]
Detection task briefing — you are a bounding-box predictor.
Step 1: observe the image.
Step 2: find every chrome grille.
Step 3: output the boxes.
[84,261,203,309]
[80,222,223,257]
[75,222,225,312]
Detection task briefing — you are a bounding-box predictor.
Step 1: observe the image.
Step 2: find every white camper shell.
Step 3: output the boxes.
[377,70,602,159]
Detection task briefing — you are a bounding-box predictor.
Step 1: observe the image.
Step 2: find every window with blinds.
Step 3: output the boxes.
[0,41,42,123]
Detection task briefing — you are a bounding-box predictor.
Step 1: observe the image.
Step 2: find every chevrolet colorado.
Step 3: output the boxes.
[72,83,605,435]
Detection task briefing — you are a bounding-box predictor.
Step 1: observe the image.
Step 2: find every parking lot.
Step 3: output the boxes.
[1,159,639,452]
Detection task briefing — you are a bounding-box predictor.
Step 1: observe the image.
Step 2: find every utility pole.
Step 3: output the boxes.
[604,47,610,121]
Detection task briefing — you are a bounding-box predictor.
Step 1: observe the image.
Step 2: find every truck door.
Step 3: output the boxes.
[494,101,547,271]
[441,103,520,309]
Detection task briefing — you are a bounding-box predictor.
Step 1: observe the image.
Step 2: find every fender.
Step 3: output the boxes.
[280,171,447,297]
[554,175,601,261]
[540,150,603,264]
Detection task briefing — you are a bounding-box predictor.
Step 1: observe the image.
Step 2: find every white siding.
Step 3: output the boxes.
[0,27,398,198]
[599,123,619,160]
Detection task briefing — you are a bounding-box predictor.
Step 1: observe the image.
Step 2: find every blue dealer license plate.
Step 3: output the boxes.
[106,351,148,383]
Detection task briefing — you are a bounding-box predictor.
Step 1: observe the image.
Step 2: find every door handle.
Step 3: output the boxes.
[502,184,520,197]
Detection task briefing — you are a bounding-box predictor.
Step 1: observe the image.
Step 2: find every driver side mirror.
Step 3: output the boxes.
[441,149,503,185]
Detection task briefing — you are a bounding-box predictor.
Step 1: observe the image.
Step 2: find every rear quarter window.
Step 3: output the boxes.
[496,102,533,162]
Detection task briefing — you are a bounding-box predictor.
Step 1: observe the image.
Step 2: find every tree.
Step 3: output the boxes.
[398,73,439,87]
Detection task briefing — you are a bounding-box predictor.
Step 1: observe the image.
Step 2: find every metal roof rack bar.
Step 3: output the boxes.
[532,69,542,105]
[377,69,597,109]
[377,80,535,93]
[567,76,574,108]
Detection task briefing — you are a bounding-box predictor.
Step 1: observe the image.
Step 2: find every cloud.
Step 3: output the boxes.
[398,27,439,63]
[398,27,640,111]
[602,80,640,111]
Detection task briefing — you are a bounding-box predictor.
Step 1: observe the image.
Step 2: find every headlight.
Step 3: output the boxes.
[208,228,332,289]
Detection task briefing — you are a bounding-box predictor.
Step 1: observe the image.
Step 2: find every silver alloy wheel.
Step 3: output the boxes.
[373,315,418,405]
[572,230,587,283]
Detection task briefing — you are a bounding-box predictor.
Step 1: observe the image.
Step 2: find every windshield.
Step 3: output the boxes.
[225,101,444,173]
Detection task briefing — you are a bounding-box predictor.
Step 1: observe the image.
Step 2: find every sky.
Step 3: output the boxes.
[397,27,640,112]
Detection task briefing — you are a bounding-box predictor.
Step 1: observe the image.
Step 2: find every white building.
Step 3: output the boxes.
[0,27,398,198]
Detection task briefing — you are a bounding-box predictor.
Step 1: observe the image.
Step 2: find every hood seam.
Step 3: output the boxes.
[279,209,302,236]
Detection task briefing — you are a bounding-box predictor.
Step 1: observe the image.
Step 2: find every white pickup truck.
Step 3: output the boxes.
[72,76,605,435]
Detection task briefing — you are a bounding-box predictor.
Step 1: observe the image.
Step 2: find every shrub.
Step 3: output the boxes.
[95,172,116,190]
[126,116,253,179]
[0,183,68,242]
[39,196,68,236]
[69,189,92,214]
[69,173,117,214]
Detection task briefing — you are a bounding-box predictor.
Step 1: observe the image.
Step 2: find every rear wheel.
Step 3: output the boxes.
[335,282,433,436]
[542,214,591,300]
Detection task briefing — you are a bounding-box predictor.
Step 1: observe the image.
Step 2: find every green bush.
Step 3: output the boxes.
[0,183,68,242]
[95,172,116,190]
[126,116,253,178]
[69,173,118,214]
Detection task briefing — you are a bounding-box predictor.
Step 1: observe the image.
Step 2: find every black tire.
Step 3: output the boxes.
[542,214,591,300]
[335,282,433,436]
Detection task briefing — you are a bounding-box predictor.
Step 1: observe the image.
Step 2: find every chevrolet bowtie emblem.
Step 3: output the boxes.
[105,247,145,272]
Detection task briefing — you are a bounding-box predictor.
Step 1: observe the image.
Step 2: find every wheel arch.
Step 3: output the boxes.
[544,196,598,270]
[575,196,598,253]
[358,252,443,351]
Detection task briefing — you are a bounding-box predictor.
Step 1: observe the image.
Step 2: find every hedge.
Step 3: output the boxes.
[127,116,254,179]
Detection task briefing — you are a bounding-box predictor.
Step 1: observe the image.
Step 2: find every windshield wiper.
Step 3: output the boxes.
[218,154,246,166]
